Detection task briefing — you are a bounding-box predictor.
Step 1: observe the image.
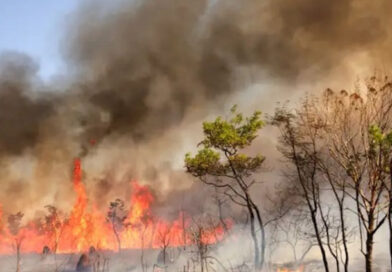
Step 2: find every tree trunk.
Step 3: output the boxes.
[289,136,329,272]
[163,246,167,265]
[365,231,374,272]
[16,241,21,272]
[365,206,376,272]
[246,198,260,270]
[389,206,392,272]
[339,203,349,272]
[251,201,265,270]
[310,209,330,272]
[112,222,121,252]
[389,159,392,271]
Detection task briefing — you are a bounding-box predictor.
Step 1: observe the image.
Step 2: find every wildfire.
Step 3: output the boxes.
[0,158,229,255]
[277,265,304,272]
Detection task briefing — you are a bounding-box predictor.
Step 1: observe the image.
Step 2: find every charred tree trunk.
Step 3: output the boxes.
[141,228,147,272]
[111,222,121,252]
[15,240,21,272]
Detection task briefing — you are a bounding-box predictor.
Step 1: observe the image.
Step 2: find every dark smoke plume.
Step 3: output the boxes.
[0,52,55,156]
[63,0,392,142]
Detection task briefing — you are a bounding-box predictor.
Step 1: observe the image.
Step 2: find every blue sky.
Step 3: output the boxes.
[0,0,79,79]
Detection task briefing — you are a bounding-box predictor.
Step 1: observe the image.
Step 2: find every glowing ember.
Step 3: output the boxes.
[277,265,304,272]
[0,158,229,254]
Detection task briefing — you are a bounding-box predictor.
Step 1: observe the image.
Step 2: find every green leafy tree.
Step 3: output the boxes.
[185,105,266,269]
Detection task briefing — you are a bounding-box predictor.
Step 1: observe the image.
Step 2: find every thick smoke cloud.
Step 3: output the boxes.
[0,0,392,213]
[0,52,55,155]
[63,0,392,142]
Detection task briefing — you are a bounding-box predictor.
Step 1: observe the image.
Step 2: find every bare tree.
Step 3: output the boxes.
[107,198,128,252]
[187,215,225,272]
[272,208,317,265]
[272,108,332,272]
[272,100,357,272]
[157,223,172,267]
[135,213,151,272]
[8,212,24,272]
[317,82,391,272]
[43,205,64,254]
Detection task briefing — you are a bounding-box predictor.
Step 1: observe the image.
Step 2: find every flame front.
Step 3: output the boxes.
[0,158,229,254]
[277,265,304,272]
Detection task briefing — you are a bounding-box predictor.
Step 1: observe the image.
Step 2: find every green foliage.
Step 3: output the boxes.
[185,106,265,179]
[200,105,264,152]
[368,124,392,172]
[185,148,221,176]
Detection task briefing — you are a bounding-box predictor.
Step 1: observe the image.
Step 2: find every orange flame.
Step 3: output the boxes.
[277,265,304,272]
[0,158,230,254]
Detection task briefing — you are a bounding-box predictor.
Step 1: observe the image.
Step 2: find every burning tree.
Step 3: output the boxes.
[185,105,266,269]
[43,205,64,253]
[157,222,172,266]
[137,213,151,272]
[107,198,128,252]
[189,221,210,272]
[8,212,24,272]
[187,215,228,272]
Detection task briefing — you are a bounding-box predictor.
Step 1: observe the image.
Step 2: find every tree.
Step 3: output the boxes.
[187,215,229,272]
[271,108,332,272]
[189,219,210,272]
[107,199,128,252]
[272,208,317,265]
[185,105,266,269]
[272,76,392,272]
[315,81,391,272]
[157,223,172,267]
[8,212,24,272]
[43,205,64,253]
[367,124,392,271]
[137,214,151,272]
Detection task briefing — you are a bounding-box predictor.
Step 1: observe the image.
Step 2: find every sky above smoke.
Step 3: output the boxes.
[0,0,79,79]
[0,0,391,215]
